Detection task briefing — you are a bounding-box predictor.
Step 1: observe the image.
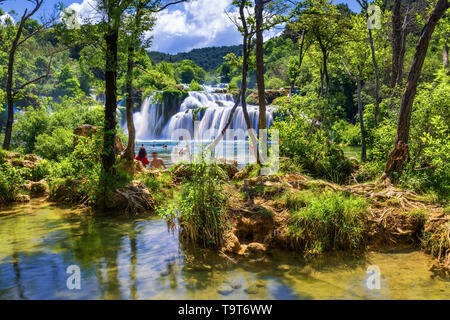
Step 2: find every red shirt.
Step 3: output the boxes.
[135,155,149,166]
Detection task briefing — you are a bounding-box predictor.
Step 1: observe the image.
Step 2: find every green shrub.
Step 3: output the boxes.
[332,119,361,146]
[0,149,8,164]
[158,155,228,248]
[0,162,29,203]
[188,79,204,91]
[34,127,74,160]
[272,96,353,183]
[285,191,368,255]
[12,96,103,155]
[30,159,52,182]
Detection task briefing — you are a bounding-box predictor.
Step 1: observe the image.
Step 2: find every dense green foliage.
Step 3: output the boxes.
[1,0,449,209]
[11,97,104,157]
[364,72,450,198]
[272,93,354,183]
[148,45,243,71]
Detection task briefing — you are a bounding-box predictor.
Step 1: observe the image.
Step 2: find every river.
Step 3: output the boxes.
[0,199,448,299]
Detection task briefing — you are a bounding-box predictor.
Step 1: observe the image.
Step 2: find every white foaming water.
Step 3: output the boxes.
[128,86,275,140]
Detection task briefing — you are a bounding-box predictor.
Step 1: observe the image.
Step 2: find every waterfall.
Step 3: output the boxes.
[133,93,168,140]
[130,87,275,141]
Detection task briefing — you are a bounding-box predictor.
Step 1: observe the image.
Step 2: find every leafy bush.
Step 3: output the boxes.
[34,127,74,160]
[158,155,228,248]
[188,79,204,91]
[30,159,52,182]
[284,190,368,255]
[47,135,102,205]
[266,76,286,89]
[272,94,354,183]
[12,96,104,155]
[0,162,29,204]
[332,119,361,146]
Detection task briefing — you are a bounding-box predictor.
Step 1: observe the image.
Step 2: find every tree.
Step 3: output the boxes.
[255,0,266,158]
[237,0,260,163]
[207,0,259,162]
[356,0,381,125]
[340,14,371,162]
[1,0,54,150]
[98,0,132,184]
[390,0,415,88]
[122,0,188,161]
[121,1,155,161]
[383,0,449,180]
[254,0,285,161]
[294,0,351,97]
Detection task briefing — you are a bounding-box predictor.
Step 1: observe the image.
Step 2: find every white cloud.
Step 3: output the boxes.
[0,13,14,25]
[67,0,101,23]
[65,0,284,54]
[149,0,242,53]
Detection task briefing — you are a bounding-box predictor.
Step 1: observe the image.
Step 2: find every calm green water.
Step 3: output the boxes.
[0,200,448,300]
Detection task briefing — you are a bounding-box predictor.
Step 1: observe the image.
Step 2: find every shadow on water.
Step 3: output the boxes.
[0,200,448,299]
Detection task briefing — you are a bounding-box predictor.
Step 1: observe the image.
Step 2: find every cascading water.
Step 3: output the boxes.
[133,93,168,140]
[130,86,275,141]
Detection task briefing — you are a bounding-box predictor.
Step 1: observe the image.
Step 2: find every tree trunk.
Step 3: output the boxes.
[102,28,119,177]
[2,11,28,150]
[207,91,242,152]
[396,7,410,86]
[391,0,403,88]
[443,42,449,68]
[364,10,381,125]
[319,68,324,97]
[368,28,380,125]
[255,0,267,162]
[383,0,449,180]
[123,44,136,161]
[240,3,260,164]
[357,74,367,162]
[319,44,329,96]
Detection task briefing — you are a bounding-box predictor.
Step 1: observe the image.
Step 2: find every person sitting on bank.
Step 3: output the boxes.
[135,146,150,167]
[150,152,167,169]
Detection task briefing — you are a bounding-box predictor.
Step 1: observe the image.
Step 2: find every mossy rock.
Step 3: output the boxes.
[30,180,49,198]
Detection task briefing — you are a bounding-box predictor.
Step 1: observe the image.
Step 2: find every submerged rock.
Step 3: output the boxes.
[244,280,266,294]
[217,284,234,296]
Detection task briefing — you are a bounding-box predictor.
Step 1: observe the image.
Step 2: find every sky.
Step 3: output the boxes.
[0,0,361,54]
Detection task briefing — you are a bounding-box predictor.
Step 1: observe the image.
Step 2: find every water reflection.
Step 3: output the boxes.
[0,200,448,300]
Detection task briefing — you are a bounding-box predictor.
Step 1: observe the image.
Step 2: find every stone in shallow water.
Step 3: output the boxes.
[244,280,266,294]
[276,264,291,272]
[217,284,234,296]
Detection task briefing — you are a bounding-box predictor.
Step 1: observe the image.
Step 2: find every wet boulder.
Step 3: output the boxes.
[29,180,49,198]
[245,242,267,257]
[221,231,241,254]
[108,180,155,215]
[15,194,30,202]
